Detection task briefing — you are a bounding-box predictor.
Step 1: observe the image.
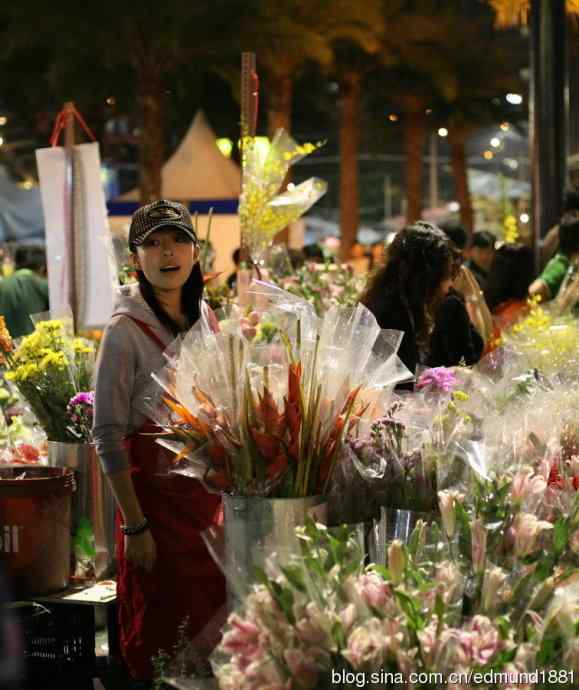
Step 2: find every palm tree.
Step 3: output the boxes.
[434,15,526,233]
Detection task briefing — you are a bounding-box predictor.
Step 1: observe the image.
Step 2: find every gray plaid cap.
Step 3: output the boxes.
[129,199,198,248]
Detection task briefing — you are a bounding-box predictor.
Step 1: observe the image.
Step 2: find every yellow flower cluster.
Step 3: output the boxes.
[5,320,93,384]
[239,130,325,256]
[0,319,95,442]
[506,297,579,375]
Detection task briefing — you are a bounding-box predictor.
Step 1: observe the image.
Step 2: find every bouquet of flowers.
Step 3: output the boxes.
[145,282,411,498]
[270,261,367,317]
[239,130,327,259]
[0,316,95,442]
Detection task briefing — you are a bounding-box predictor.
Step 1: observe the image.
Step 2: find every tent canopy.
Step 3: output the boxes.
[0,166,44,242]
[119,110,241,201]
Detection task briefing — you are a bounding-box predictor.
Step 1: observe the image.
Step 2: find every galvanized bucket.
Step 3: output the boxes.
[47,441,116,579]
[223,495,326,609]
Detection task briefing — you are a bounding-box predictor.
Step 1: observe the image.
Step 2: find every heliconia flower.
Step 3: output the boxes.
[416,367,458,393]
[471,519,487,574]
[388,540,406,584]
[512,512,553,558]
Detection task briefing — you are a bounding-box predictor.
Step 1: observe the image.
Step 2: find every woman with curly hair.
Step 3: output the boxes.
[362,222,456,382]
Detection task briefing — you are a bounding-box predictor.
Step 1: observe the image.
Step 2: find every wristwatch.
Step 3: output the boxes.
[120,518,150,536]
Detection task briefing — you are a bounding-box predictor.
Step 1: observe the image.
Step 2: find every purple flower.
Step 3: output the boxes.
[69,391,95,407]
[416,367,458,393]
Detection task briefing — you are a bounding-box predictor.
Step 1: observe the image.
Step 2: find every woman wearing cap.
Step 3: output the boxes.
[93,200,225,686]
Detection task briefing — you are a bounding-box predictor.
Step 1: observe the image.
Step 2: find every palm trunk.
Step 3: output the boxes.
[267,74,292,136]
[137,66,165,203]
[449,127,474,235]
[339,71,361,262]
[268,74,293,244]
[402,107,427,224]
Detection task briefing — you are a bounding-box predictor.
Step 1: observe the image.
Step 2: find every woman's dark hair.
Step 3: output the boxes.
[135,260,204,337]
[558,214,579,257]
[484,243,534,311]
[362,222,454,345]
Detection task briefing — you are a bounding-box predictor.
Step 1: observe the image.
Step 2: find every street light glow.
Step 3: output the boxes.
[490,137,501,148]
[216,138,233,158]
[438,127,448,137]
[0,117,7,126]
[500,122,510,131]
[388,114,399,122]
[506,93,523,105]
[483,150,494,160]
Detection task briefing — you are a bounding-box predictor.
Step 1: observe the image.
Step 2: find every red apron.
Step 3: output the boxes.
[115,316,225,680]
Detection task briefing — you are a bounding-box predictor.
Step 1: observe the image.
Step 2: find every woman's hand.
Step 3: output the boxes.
[124,530,157,572]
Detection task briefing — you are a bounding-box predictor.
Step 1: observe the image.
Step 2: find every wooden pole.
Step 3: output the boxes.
[238,53,258,305]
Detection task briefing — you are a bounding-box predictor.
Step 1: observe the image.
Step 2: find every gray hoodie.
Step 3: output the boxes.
[92,285,175,475]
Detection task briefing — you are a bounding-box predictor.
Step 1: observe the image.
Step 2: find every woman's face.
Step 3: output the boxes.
[132,227,199,291]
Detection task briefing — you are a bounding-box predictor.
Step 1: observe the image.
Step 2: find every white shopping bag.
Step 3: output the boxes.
[36,142,117,329]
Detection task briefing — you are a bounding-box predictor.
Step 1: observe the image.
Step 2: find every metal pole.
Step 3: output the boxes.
[530,0,567,271]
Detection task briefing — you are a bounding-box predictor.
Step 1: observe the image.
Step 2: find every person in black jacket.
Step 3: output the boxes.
[428,230,485,368]
[362,222,456,384]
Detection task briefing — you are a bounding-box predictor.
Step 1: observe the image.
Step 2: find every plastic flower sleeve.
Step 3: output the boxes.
[239,129,326,258]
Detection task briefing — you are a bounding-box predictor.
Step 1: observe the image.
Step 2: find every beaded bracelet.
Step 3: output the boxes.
[120,518,150,536]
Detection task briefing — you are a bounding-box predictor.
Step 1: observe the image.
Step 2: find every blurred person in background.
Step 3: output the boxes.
[363,222,456,385]
[428,226,485,368]
[529,212,579,310]
[369,241,385,271]
[539,189,579,267]
[465,231,496,291]
[303,243,325,263]
[348,241,370,274]
[484,243,535,330]
[0,245,49,339]
[439,222,468,258]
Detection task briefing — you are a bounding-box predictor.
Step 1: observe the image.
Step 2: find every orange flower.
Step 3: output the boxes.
[0,316,14,355]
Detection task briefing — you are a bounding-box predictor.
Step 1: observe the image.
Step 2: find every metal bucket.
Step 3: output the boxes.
[223,495,326,609]
[47,441,116,579]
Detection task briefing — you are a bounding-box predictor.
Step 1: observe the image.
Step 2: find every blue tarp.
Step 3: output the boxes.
[0,167,44,242]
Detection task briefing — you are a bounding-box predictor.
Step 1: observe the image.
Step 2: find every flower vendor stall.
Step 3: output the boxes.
[0,315,115,582]
[152,296,579,690]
